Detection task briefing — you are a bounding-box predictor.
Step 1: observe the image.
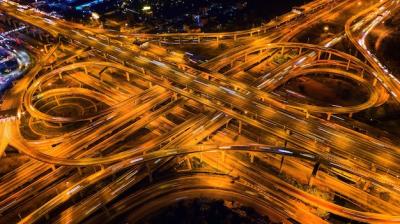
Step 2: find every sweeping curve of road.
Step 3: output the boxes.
[2,0,400,223]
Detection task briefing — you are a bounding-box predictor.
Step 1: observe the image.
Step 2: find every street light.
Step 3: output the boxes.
[142,5,151,11]
[91,12,100,20]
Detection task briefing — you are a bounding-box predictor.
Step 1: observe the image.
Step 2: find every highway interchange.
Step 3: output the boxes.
[1,0,400,223]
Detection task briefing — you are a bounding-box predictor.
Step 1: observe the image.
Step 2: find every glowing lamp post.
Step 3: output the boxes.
[142,5,151,12]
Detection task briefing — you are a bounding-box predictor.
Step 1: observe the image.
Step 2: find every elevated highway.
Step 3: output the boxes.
[345,0,400,103]
[1,1,400,223]
[17,146,400,224]
[6,57,400,188]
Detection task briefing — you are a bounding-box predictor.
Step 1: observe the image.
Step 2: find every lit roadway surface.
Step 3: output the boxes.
[345,0,400,103]
[1,0,400,223]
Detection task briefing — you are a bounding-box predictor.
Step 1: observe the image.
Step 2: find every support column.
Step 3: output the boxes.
[279,156,285,174]
[77,167,83,176]
[250,153,255,163]
[305,110,310,118]
[44,44,49,53]
[327,113,332,121]
[55,96,60,106]
[146,163,153,183]
[221,151,225,162]
[371,163,376,172]
[372,78,377,86]
[125,72,130,81]
[311,161,321,177]
[363,180,371,191]
[308,161,321,187]
[186,157,193,170]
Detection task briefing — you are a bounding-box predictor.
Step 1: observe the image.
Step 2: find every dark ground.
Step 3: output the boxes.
[137,198,280,224]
